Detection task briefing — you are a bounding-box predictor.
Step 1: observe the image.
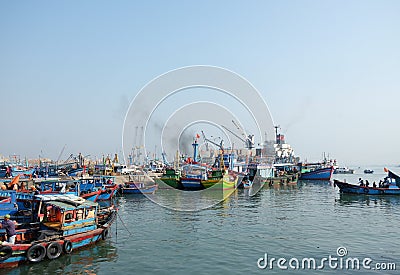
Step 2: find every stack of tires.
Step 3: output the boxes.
[26,240,73,263]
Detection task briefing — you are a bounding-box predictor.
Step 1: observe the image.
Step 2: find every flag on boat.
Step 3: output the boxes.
[7,175,21,189]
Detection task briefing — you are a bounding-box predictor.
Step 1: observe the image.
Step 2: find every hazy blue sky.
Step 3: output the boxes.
[1,1,399,165]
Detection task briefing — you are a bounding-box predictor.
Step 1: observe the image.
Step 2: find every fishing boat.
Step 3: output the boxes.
[334,180,400,195]
[35,179,101,202]
[0,165,35,178]
[364,169,374,174]
[120,182,158,194]
[201,169,224,189]
[333,167,355,174]
[159,167,181,189]
[120,173,158,194]
[335,168,400,195]
[0,192,18,217]
[298,164,334,181]
[218,171,239,190]
[180,164,207,190]
[73,180,102,202]
[92,176,119,201]
[0,194,117,268]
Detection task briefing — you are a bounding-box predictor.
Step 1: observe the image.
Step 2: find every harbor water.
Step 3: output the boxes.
[4,166,400,274]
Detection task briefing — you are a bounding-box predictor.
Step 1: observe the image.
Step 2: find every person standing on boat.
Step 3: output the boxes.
[0,214,17,244]
[5,166,11,178]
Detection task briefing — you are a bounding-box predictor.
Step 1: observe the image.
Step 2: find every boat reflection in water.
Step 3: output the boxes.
[12,241,117,275]
[335,193,400,207]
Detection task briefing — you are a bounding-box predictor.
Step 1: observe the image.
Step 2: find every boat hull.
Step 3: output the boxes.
[121,185,157,194]
[201,179,219,189]
[0,210,116,269]
[299,167,333,181]
[160,178,180,189]
[181,178,202,190]
[334,180,400,195]
[97,185,119,201]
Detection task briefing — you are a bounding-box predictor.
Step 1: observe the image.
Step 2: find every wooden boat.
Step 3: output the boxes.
[334,169,400,195]
[96,184,119,201]
[120,173,158,194]
[120,182,158,194]
[180,164,207,190]
[0,165,35,178]
[201,169,223,189]
[10,167,36,178]
[364,169,374,174]
[0,194,117,268]
[298,165,334,181]
[159,168,181,189]
[213,171,239,190]
[79,189,102,202]
[38,180,101,202]
[0,192,18,217]
[334,180,400,195]
[91,176,119,201]
[244,163,280,188]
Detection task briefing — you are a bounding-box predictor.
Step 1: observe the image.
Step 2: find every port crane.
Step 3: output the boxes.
[221,120,254,149]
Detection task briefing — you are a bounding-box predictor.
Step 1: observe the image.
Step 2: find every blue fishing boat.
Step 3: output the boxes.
[298,164,334,181]
[179,138,208,190]
[10,167,36,177]
[0,194,117,269]
[36,179,101,202]
[334,168,400,195]
[120,182,158,194]
[0,166,9,178]
[83,175,119,201]
[0,165,35,178]
[180,164,207,190]
[119,173,158,194]
[0,191,18,217]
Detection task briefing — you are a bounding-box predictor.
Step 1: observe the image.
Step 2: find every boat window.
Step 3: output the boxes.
[46,206,60,222]
[64,211,75,223]
[86,209,95,219]
[76,209,84,220]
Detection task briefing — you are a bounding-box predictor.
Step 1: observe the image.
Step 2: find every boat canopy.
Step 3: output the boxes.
[44,200,97,211]
[35,194,97,208]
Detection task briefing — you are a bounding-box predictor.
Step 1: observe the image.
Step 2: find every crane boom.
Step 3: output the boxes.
[201,131,224,153]
[220,125,246,142]
[232,120,247,140]
[56,144,67,163]
[201,131,209,151]
[221,124,254,149]
[161,152,169,166]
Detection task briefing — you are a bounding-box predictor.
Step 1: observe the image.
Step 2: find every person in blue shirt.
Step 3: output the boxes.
[0,214,16,244]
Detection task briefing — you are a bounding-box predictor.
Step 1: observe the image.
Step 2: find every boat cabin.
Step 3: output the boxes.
[36,194,98,236]
[181,164,208,180]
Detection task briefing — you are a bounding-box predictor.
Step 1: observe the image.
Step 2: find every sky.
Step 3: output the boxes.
[1,0,399,166]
